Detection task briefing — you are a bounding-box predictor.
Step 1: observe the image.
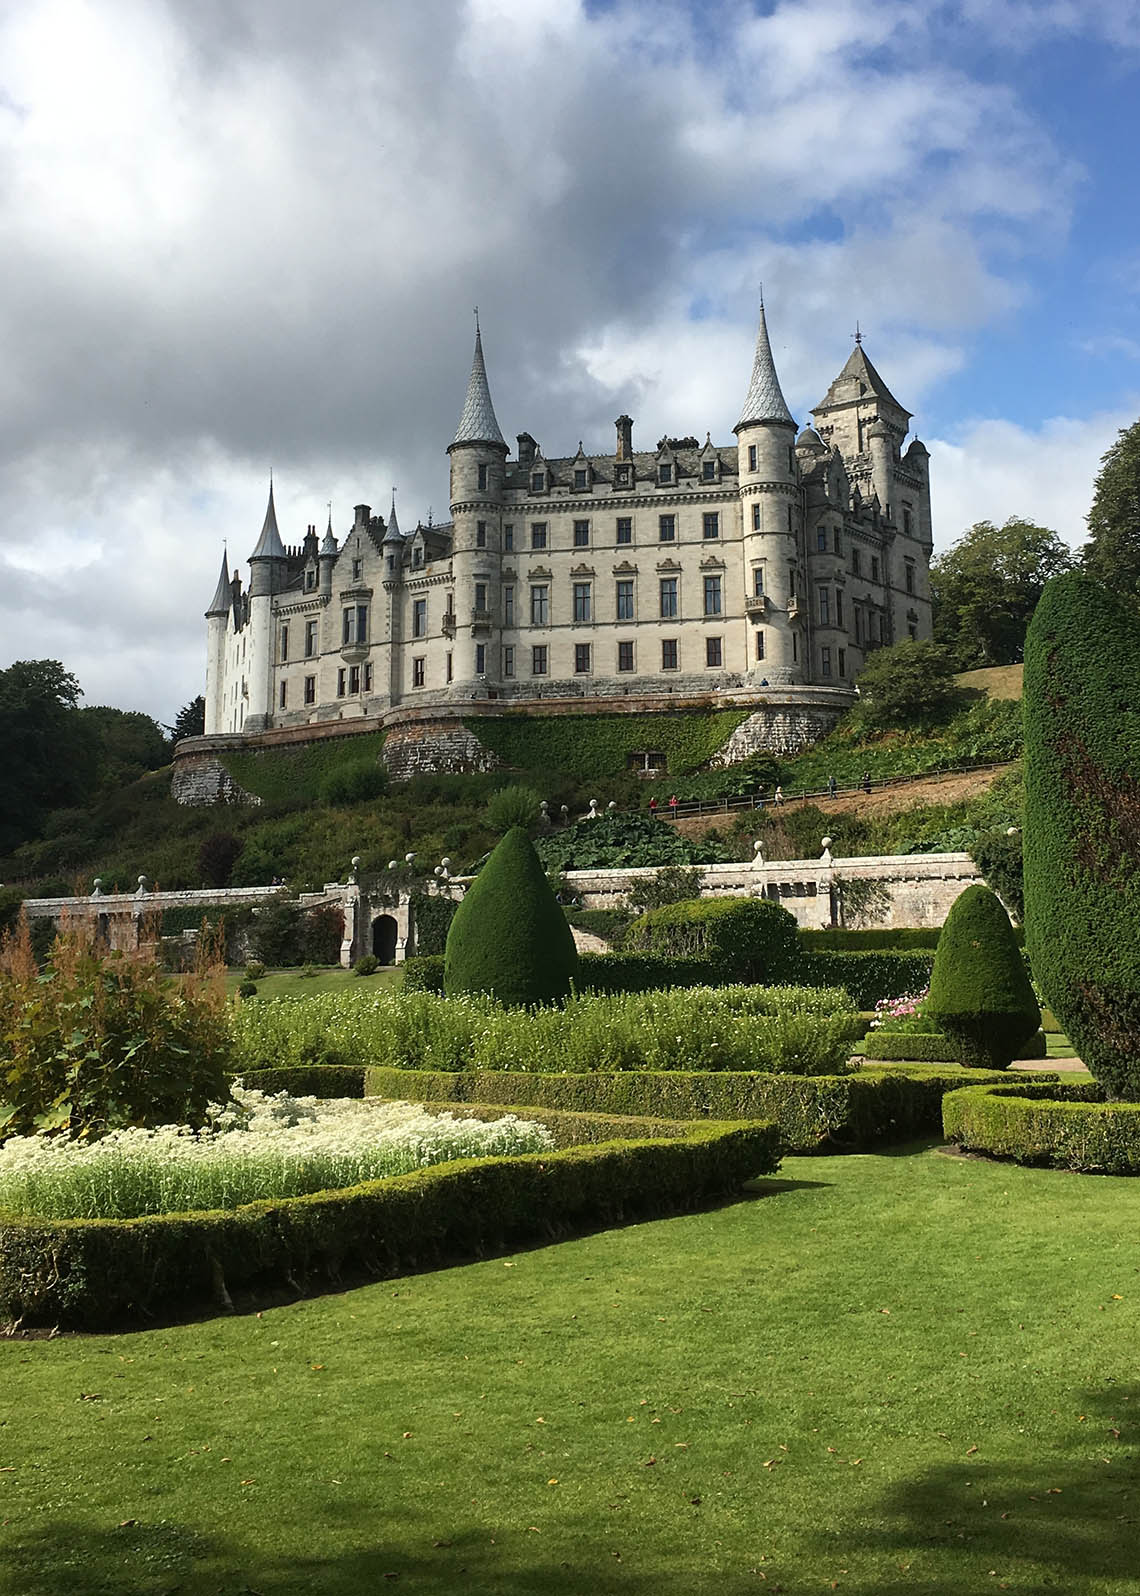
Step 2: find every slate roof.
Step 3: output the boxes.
[735,303,795,430]
[206,550,231,616]
[249,481,287,561]
[451,326,506,449]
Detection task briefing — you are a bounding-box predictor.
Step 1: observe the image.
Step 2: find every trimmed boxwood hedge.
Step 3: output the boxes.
[864,1030,1047,1063]
[625,897,802,984]
[798,950,935,1008]
[798,927,1026,951]
[0,1110,778,1330]
[365,1064,1015,1153]
[234,1065,367,1097]
[942,1080,1140,1173]
[575,952,718,993]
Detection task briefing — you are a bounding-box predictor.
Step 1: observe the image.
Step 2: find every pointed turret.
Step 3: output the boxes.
[449,321,507,451]
[248,478,286,561]
[383,495,403,544]
[735,302,795,433]
[320,509,337,557]
[205,550,231,616]
[814,343,910,421]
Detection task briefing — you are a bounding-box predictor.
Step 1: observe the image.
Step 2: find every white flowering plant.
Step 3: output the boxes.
[0,1087,554,1220]
[869,990,938,1035]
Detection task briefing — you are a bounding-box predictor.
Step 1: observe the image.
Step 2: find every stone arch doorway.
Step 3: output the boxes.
[371,914,399,965]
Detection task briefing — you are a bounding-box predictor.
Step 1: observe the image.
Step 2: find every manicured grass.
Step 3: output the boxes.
[223,965,403,998]
[3,1145,1139,1592]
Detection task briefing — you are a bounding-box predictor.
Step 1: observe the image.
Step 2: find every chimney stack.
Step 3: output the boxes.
[615,415,633,460]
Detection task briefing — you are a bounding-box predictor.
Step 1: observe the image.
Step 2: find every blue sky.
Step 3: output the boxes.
[0,0,1138,720]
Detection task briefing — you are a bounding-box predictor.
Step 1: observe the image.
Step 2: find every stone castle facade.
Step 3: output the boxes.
[202,306,933,738]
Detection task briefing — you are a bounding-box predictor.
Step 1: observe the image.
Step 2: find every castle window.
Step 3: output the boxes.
[531,471,545,493]
[279,681,287,709]
[530,584,549,626]
[573,582,592,623]
[478,464,488,491]
[835,591,843,628]
[352,558,363,581]
[905,562,915,594]
[788,565,797,598]
[304,675,316,705]
[706,636,722,668]
[305,568,316,591]
[342,604,368,645]
[748,444,757,471]
[788,505,794,533]
[658,462,672,484]
[658,514,675,542]
[575,643,591,674]
[818,586,830,626]
[821,647,832,677]
[305,620,318,657]
[474,583,487,613]
[503,645,514,678]
[703,512,719,540]
[703,459,716,481]
[412,657,425,688]
[834,528,842,555]
[787,447,795,473]
[817,528,827,552]
[364,662,373,692]
[446,653,453,682]
[871,556,881,583]
[753,567,764,596]
[412,548,423,569]
[661,638,678,671]
[703,575,722,617]
[503,584,515,626]
[530,522,547,550]
[616,579,634,620]
[476,521,487,549]
[617,640,634,672]
[852,548,861,576]
[279,625,289,661]
[838,648,846,678]
[337,668,346,697]
[615,464,630,486]
[903,505,913,537]
[573,520,590,547]
[504,524,514,551]
[532,645,549,675]
[659,577,678,619]
[756,630,765,661]
[349,664,361,693]
[413,598,427,637]
[616,516,632,545]
[574,468,588,490]
[855,608,863,644]
[792,631,798,663]
[475,643,486,674]
[752,503,761,531]
[387,557,395,574]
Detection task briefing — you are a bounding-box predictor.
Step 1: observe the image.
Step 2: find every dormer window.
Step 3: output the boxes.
[658,462,672,484]
[305,568,316,591]
[531,471,545,493]
[574,468,587,490]
[413,548,423,568]
[352,557,363,581]
[615,464,629,486]
[702,460,716,481]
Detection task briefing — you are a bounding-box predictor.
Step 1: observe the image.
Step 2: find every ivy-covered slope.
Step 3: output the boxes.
[464,710,749,784]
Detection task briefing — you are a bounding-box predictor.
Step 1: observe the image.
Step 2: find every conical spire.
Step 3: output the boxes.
[734,301,794,432]
[249,478,286,561]
[205,549,231,616]
[450,319,506,450]
[383,493,403,544]
[321,506,337,555]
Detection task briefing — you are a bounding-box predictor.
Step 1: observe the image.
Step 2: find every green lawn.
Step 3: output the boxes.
[3,1144,1139,1593]
[223,965,403,998]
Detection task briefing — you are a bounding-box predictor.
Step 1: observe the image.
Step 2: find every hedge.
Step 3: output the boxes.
[625,897,802,984]
[798,927,1026,952]
[402,954,446,993]
[942,1080,1140,1173]
[575,952,720,994]
[0,1110,779,1330]
[365,1065,1015,1153]
[233,1065,367,1097]
[798,950,935,1008]
[863,1030,1047,1063]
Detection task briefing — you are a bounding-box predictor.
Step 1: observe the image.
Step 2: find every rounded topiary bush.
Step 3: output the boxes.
[625,896,801,984]
[925,884,1039,1070]
[1024,571,1140,1099]
[445,826,580,1005]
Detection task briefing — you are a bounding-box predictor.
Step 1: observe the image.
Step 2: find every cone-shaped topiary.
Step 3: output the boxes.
[1023,572,1140,1098]
[925,884,1039,1070]
[444,826,580,1005]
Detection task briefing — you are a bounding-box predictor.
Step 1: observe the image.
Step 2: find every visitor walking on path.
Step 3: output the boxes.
[648,796,658,818]
[828,774,837,798]
[669,794,679,818]
[862,771,872,795]
[774,785,784,806]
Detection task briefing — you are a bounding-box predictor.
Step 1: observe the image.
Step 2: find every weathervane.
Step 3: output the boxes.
[853,321,863,346]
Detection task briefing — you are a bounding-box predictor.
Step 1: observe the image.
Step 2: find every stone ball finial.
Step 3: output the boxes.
[352,855,361,870]
[441,858,452,871]
[91,878,104,898]
[388,860,399,870]
[434,866,443,877]
[404,852,416,864]
[137,875,149,891]
[607,800,617,811]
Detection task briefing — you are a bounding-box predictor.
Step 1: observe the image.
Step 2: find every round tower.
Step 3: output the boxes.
[244,480,286,730]
[734,302,802,684]
[447,319,508,690]
[203,549,232,736]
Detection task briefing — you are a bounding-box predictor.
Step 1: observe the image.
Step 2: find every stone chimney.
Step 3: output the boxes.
[354,504,370,529]
[517,433,537,467]
[615,415,633,460]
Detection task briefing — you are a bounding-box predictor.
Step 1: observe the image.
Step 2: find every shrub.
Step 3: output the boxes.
[536,811,730,871]
[0,926,230,1138]
[410,892,458,956]
[575,952,719,994]
[798,950,935,1009]
[926,885,1039,1070]
[297,904,345,966]
[238,979,258,998]
[402,954,445,993]
[198,831,244,887]
[0,1114,779,1329]
[365,1065,1016,1154]
[626,866,704,915]
[319,758,388,805]
[970,825,1025,924]
[445,827,580,1005]
[1023,571,1140,1099]
[866,1031,1045,1062]
[943,1080,1140,1173]
[625,897,801,984]
[852,639,964,730]
[485,784,543,834]
[245,961,267,981]
[234,1065,366,1097]
[353,954,380,977]
[565,907,633,945]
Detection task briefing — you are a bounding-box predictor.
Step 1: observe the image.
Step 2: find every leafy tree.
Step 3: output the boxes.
[485,784,543,834]
[81,705,170,790]
[932,517,1074,667]
[1082,418,1140,601]
[198,831,244,887]
[853,639,963,730]
[170,695,206,742]
[0,660,99,854]
[970,826,1024,923]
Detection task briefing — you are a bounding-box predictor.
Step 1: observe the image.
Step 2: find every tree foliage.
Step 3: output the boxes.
[1082,418,1140,602]
[932,517,1074,667]
[171,695,206,742]
[1023,571,1140,1098]
[81,705,170,790]
[853,639,963,730]
[0,660,99,854]
[485,784,543,835]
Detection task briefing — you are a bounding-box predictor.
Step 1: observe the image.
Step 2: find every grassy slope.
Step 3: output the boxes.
[3,1145,1139,1594]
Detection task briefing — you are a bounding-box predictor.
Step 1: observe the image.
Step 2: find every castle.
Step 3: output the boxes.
[202,306,933,747]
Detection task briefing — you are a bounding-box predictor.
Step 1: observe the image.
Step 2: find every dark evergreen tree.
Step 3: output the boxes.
[445,826,579,1005]
[926,884,1038,1069]
[0,660,99,854]
[1023,571,1140,1097]
[170,695,206,742]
